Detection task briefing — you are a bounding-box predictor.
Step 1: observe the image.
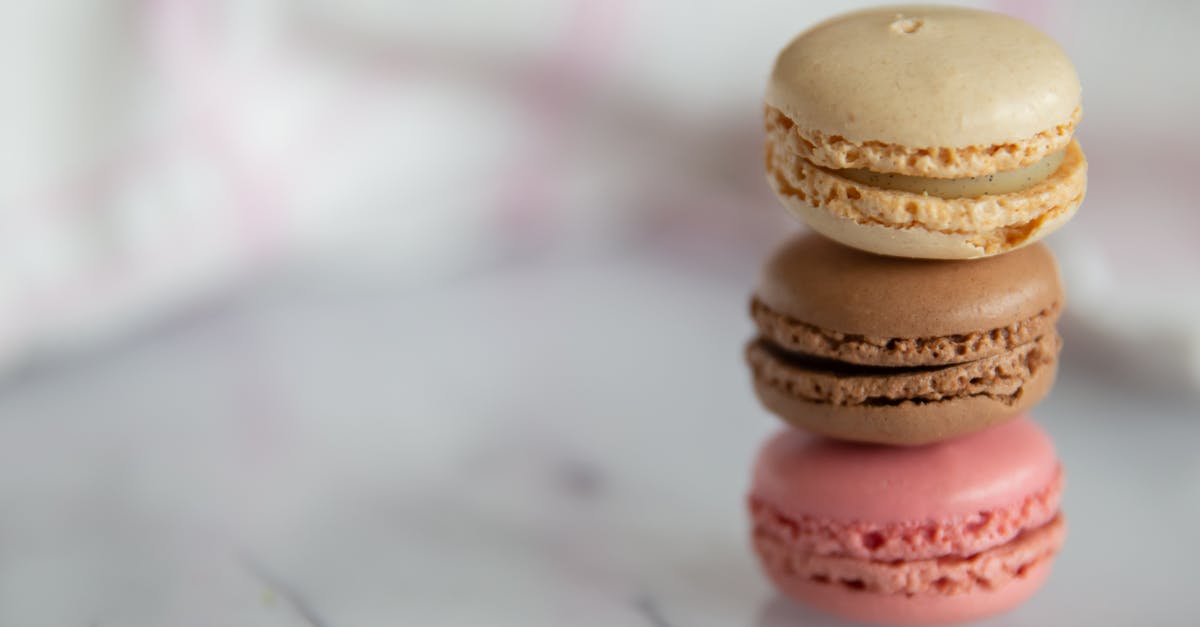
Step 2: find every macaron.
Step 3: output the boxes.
[764,5,1086,259]
[749,418,1065,625]
[746,233,1062,445]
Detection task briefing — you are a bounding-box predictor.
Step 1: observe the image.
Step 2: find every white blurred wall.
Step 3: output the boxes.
[1,0,1198,386]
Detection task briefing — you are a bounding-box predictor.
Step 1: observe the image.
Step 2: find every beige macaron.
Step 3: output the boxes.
[765,5,1087,259]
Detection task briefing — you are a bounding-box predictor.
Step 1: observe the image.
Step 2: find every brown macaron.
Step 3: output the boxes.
[746,233,1063,445]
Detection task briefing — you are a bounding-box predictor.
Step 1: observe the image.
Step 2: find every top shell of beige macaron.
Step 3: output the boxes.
[766,5,1080,178]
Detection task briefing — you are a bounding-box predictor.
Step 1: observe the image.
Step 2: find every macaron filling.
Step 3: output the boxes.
[754,513,1065,596]
[746,332,1060,407]
[749,466,1063,562]
[750,296,1062,367]
[835,150,1066,198]
[765,138,1087,256]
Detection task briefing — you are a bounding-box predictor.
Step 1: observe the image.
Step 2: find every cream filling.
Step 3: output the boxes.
[835,150,1065,198]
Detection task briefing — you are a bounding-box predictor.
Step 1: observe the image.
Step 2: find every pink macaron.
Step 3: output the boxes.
[748,417,1065,625]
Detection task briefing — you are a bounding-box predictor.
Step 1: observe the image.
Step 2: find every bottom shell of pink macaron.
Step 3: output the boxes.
[763,561,1052,625]
[753,515,1064,625]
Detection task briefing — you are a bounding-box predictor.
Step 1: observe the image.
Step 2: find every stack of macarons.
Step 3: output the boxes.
[745,6,1084,625]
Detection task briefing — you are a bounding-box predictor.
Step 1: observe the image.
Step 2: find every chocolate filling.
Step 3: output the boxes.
[746,333,1060,407]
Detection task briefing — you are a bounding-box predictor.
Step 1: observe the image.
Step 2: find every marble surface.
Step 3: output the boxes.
[1,245,1198,627]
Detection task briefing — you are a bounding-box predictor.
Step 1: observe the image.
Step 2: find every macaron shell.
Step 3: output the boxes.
[750,418,1059,523]
[755,234,1063,339]
[762,558,1053,626]
[747,331,1059,408]
[748,335,1058,446]
[762,103,1079,179]
[751,358,1055,446]
[780,191,1082,260]
[766,5,1080,148]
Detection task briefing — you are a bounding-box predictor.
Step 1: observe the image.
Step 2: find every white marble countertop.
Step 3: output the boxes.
[1,244,1198,627]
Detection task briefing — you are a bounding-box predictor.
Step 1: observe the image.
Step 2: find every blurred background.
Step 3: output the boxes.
[1,1,1197,626]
